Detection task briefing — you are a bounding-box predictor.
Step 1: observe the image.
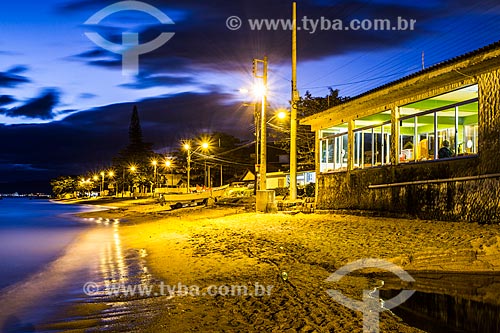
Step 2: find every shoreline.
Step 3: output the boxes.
[0,199,118,332]
[36,199,500,331]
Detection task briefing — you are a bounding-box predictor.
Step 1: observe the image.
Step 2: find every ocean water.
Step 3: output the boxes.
[0,198,93,291]
[0,198,150,332]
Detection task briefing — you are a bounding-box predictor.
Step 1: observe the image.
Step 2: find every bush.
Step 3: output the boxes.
[273,187,289,197]
[305,183,315,197]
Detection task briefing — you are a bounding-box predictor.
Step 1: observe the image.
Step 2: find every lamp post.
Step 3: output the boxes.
[183,142,209,193]
[92,175,99,195]
[108,171,114,196]
[100,171,105,195]
[152,160,157,196]
[165,160,174,189]
[129,165,136,195]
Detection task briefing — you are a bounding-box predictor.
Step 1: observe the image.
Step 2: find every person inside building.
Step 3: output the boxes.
[438,140,453,158]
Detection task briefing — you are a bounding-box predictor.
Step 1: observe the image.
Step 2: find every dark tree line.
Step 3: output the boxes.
[50,106,254,197]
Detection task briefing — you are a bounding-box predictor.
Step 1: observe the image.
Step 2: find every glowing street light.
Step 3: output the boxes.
[108,171,115,195]
[121,165,137,197]
[277,110,287,120]
[252,82,267,99]
[100,171,105,195]
[165,159,174,188]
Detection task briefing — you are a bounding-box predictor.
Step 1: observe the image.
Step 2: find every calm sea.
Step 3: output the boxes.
[0,198,94,291]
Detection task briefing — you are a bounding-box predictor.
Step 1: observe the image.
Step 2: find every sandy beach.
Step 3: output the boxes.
[39,199,500,332]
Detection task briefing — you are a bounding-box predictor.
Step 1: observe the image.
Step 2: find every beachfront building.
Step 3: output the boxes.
[302,41,500,223]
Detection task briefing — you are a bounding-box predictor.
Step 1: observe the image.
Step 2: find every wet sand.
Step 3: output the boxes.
[41,199,500,332]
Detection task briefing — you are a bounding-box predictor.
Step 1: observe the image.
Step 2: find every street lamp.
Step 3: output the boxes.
[151,160,158,196]
[100,171,105,195]
[127,165,137,197]
[183,141,210,193]
[92,175,99,195]
[277,109,287,120]
[108,170,114,195]
[165,159,174,189]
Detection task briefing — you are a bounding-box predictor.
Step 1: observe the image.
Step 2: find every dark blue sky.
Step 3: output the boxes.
[1,0,500,192]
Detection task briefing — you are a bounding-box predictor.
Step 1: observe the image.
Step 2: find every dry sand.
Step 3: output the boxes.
[44,199,500,332]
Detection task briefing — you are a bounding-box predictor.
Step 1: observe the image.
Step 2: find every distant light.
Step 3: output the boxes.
[201,142,209,149]
[93,175,99,181]
[277,110,287,120]
[130,166,136,172]
[108,171,114,177]
[183,143,190,150]
[152,160,158,166]
[100,171,105,177]
[165,160,171,167]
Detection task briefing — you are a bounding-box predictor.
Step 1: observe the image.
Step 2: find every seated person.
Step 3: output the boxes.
[438,140,453,159]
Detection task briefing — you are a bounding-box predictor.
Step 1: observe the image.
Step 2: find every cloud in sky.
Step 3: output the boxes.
[0,95,16,106]
[72,0,433,75]
[0,89,60,120]
[64,0,500,99]
[0,66,31,88]
[78,93,98,100]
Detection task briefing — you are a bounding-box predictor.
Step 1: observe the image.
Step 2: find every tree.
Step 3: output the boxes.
[129,105,143,146]
[50,175,79,198]
[112,105,156,194]
[278,88,349,171]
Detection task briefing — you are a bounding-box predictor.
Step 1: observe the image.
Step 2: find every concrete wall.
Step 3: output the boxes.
[317,157,500,223]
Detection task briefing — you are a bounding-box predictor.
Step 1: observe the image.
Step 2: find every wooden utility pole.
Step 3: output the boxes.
[253,57,268,191]
[290,2,298,200]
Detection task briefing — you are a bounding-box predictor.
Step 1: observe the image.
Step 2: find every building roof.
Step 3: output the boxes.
[302,40,500,130]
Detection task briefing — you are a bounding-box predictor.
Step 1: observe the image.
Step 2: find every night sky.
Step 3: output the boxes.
[1,0,499,193]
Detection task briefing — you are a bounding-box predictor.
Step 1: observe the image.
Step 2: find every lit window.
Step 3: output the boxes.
[398,85,478,163]
[319,124,348,172]
[353,112,391,168]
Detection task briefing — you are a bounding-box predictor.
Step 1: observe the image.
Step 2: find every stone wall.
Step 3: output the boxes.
[317,157,500,223]
[478,69,500,173]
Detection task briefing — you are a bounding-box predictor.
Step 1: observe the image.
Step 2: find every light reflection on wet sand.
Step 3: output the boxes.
[0,217,156,332]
